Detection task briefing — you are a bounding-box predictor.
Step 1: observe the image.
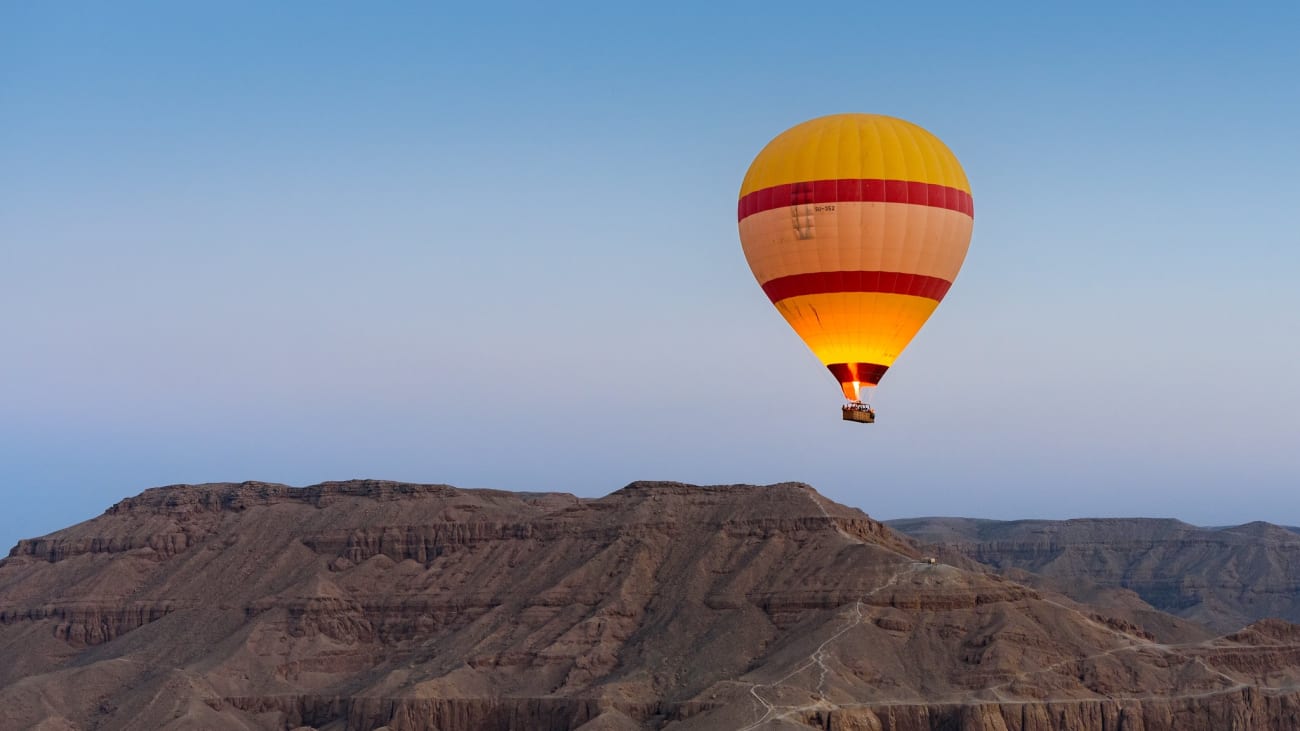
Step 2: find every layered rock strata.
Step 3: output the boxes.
[3,481,1299,730]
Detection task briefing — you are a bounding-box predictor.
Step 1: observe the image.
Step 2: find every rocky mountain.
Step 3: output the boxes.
[887,517,1300,634]
[3,480,1300,731]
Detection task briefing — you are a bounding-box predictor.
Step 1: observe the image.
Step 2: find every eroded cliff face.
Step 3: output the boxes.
[886,517,1300,634]
[2,481,1299,731]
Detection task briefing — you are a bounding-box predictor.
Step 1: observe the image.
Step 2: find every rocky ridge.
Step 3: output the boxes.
[887,516,1300,634]
[0,480,1298,730]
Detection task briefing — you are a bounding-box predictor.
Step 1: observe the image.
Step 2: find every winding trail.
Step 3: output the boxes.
[737,562,917,731]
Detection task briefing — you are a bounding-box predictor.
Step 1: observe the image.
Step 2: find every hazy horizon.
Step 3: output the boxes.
[4,2,1298,551]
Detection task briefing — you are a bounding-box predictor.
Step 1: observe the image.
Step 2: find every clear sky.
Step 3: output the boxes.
[3,2,1299,550]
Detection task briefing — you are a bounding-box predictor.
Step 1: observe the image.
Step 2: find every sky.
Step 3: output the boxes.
[3,2,1299,550]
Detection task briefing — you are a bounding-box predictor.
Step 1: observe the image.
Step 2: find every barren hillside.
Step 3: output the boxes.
[3,481,1300,730]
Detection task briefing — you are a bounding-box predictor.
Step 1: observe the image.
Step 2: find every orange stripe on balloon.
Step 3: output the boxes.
[737,179,973,222]
[761,271,953,305]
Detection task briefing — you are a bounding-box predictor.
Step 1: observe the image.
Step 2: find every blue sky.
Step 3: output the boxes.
[3,2,1298,550]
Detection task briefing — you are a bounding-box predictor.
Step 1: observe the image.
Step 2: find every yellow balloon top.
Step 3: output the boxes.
[739,114,970,198]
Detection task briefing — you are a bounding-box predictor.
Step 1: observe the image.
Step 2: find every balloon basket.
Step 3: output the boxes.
[842,403,876,423]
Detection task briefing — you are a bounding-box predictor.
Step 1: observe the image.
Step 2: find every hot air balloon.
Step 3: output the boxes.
[737,114,974,423]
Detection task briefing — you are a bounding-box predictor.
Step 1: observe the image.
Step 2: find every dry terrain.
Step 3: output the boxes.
[888,516,1300,633]
[3,480,1300,730]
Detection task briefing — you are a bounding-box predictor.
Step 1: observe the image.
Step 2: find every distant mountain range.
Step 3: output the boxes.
[3,481,1300,730]
[886,516,1300,634]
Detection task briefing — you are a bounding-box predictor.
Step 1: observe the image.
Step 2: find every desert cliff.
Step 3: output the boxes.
[3,481,1300,730]
[888,517,1300,634]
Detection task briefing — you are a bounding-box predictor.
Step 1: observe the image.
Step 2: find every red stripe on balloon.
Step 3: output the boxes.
[737,179,974,221]
[760,271,953,304]
[827,362,890,386]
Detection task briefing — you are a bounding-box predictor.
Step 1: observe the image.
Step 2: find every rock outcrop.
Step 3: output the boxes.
[3,480,1300,730]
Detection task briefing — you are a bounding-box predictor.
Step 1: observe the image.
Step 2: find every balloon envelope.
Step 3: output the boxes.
[737,114,974,400]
